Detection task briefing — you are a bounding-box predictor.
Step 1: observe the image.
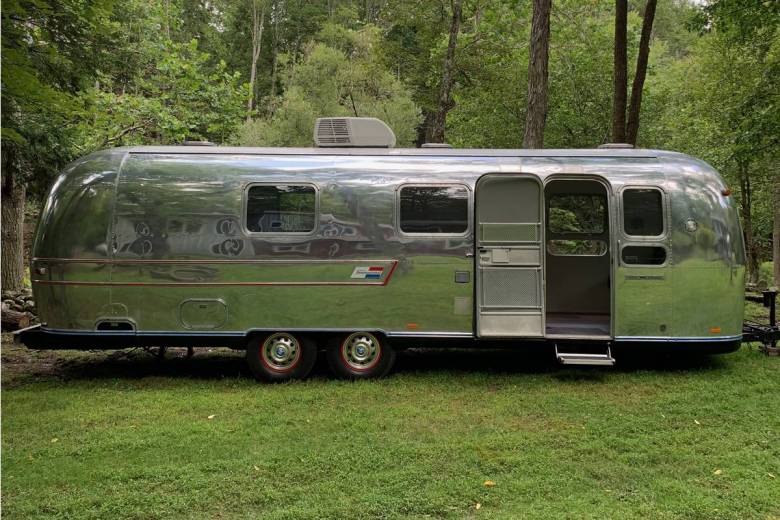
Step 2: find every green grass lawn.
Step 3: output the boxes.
[2,337,779,520]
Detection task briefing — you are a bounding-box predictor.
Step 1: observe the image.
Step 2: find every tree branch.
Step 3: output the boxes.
[102,122,149,147]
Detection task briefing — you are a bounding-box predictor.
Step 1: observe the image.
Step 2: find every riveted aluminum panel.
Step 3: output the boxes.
[28,147,745,344]
[479,313,543,337]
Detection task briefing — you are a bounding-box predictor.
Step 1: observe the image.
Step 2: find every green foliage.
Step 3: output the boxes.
[759,261,775,288]
[548,199,605,234]
[236,24,421,147]
[76,39,248,148]
[442,0,643,149]
[1,0,114,190]
[641,0,779,263]
[1,0,776,266]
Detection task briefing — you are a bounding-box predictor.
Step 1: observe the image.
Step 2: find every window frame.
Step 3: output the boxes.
[619,185,668,240]
[242,181,320,236]
[546,239,609,257]
[619,243,670,268]
[395,183,472,238]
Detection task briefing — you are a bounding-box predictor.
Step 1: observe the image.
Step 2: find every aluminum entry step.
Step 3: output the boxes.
[555,345,615,366]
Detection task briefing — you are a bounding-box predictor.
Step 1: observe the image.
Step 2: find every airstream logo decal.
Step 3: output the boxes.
[351,266,385,279]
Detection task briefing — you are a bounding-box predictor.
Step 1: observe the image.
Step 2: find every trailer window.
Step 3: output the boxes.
[621,245,667,265]
[399,186,468,234]
[548,194,606,234]
[623,188,664,236]
[246,185,316,233]
[547,239,607,256]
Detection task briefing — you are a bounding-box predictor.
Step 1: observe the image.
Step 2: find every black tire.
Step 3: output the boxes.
[246,332,317,382]
[326,332,396,379]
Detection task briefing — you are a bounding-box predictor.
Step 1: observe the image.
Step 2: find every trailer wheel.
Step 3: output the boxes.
[246,332,317,382]
[327,332,395,379]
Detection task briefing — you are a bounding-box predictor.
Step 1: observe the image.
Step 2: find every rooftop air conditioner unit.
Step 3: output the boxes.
[314,117,396,148]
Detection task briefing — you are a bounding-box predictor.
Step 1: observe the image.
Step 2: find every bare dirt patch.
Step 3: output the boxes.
[1,334,245,387]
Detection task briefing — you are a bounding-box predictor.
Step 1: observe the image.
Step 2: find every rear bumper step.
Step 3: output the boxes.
[555,345,615,366]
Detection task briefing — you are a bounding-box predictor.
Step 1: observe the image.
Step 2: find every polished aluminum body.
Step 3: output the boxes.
[30,146,745,345]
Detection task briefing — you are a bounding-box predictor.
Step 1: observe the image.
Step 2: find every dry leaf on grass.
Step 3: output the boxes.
[483,480,496,487]
[475,502,482,510]
[713,469,722,475]
[207,415,216,420]
[694,420,701,425]
[50,438,58,443]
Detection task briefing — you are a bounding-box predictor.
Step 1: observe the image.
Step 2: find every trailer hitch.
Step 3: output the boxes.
[743,290,779,355]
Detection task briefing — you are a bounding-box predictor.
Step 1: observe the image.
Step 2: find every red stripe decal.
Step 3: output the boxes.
[34,260,401,288]
[381,260,399,286]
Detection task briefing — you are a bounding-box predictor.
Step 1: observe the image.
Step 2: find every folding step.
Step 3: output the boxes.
[555,344,615,366]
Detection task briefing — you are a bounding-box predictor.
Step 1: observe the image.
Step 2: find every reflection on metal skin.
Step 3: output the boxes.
[30,147,745,344]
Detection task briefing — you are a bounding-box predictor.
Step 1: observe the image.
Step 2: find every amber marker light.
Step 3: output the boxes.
[709,327,722,334]
[405,323,419,330]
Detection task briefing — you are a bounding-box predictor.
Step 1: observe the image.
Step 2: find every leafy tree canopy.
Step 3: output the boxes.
[236,23,421,147]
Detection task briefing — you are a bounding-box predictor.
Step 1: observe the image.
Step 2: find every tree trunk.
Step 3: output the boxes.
[626,0,657,145]
[419,111,436,147]
[428,0,462,144]
[773,170,780,288]
[523,0,552,149]
[612,0,628,143]
[738,161,760,285]
[246,0,266,120]
[269,48,278,100]
[1,307,31,331]
[1,169,26,292]
[269,0,280,102]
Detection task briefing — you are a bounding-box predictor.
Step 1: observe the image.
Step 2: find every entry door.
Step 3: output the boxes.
[475,174,544,338]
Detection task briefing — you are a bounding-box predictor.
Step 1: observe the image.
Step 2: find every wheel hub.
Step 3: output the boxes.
[342,333,380,370]
[262,333,300,370]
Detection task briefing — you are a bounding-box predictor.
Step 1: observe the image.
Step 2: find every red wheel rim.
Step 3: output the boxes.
[260,333,302,373]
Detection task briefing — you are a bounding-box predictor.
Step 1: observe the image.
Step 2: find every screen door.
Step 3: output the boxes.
[475,174,544,337]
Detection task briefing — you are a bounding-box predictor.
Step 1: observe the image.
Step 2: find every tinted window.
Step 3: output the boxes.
[623,189,663,236]
[400,186,468,234]
[622,246,667,265]
[246,185,316,233]
[548,195,606,234]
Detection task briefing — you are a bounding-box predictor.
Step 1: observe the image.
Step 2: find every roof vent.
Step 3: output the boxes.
[597,143,634,149]
[421,143,453,149]
[314,117,396,148]
[183,140,215,146]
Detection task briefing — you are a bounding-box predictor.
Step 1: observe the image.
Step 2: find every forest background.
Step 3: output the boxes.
[2,0,778,290]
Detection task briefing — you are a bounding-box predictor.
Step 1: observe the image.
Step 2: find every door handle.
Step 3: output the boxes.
[465,251,475,258]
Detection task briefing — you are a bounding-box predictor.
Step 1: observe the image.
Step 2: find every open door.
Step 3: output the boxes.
[475,174,544,338]
[543,178,612,339]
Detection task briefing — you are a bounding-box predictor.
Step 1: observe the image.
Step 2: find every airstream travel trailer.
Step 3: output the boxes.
[17,117,746,381]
